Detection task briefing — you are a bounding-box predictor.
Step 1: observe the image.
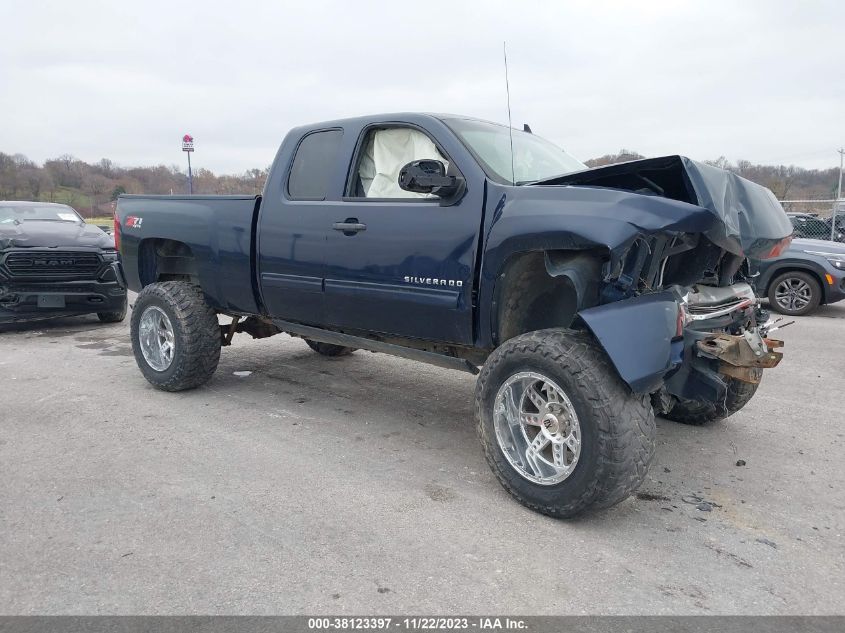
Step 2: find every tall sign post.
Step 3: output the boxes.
[834,148,844,241]
[182,134,195,194]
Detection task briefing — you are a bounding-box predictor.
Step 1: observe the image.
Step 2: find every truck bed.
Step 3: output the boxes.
[117,195,262,314]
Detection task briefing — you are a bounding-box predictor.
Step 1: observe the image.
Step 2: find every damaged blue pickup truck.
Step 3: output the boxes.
[115,114,793,518]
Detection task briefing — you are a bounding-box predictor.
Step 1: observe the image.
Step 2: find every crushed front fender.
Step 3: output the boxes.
[578,290,683,394]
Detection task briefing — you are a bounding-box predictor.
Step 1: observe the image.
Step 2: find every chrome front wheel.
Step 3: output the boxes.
[475,329,656,518]
[493,371,581,486]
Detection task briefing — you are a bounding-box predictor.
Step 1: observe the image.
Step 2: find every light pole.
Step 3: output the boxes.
[834,147,844,241]
[182,134,195,194]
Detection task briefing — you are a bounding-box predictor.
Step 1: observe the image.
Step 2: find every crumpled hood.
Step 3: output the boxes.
[0,221,114,250]
[535,155,793,259]
[483,183,725,280]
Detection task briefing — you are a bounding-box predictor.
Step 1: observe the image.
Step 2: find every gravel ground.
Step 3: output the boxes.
[0,297,843,614]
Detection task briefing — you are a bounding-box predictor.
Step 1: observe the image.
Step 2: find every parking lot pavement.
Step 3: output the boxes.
[0,298,843,615]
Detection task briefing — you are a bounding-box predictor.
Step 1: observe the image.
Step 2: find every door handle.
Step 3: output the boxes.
[332,220,367,234]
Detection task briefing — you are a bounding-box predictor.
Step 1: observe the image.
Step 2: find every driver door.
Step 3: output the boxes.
[322,125,481,344]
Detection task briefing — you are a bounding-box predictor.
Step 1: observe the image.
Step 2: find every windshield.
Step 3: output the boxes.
[0,204,82,224]
[443,118,586,185]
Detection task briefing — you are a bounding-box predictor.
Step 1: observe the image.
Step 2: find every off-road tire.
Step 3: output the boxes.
[767,271,822,316]
[130,282,221,391]
[475,328,655,518]
[665,376,760,425]
[97,295,128,323]
[305,339,356,357]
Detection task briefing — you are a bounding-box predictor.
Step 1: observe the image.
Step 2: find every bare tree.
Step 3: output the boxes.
[97,158,116,177]
[66,190,81,207]
[765,165,797,200]
[585,149,646,168]
[83,173,110,216]
[0,153,17,197]
[21,168,53,200]
[705,156,731,170]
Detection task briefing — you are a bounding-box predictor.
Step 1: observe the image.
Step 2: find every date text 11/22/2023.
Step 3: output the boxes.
[307,617,527,630]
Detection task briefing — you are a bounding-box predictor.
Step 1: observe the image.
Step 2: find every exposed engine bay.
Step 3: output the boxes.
[522,155,795,405]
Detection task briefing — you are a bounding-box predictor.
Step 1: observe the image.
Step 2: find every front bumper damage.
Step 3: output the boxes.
[669,282,784,398]
[695,331,783,384]
[579,281,784,402]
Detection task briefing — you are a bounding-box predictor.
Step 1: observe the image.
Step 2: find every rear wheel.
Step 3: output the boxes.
[768,271,821,316]
[305,339,357,357]
[665,375,760,425]
[475,329,655,518]
[130,282,221,391]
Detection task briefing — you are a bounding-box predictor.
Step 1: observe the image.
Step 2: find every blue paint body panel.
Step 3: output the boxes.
[117,195,260,314]
[578,292,682,394]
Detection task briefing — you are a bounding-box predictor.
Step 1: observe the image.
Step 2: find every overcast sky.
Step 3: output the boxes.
[2,0,843,174]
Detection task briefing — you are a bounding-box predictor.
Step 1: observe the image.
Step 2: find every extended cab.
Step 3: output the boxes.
[115,114,794,518]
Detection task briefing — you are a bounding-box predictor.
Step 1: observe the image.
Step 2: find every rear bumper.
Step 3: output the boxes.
[0,275,126,323]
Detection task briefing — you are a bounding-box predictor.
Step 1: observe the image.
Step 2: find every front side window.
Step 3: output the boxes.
[443,117,586,185]
[351,127,448,199]
[0,204,81,224]
[287,129,343,200]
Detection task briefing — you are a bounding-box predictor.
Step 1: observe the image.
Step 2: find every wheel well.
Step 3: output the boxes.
[138,238,199,287]
[493,250,603,345]
[766,267,826,303]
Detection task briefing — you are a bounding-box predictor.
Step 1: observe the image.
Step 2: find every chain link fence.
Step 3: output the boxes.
[780,199,844,242]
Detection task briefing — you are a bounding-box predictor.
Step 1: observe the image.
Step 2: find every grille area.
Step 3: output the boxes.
[2,251,102,279]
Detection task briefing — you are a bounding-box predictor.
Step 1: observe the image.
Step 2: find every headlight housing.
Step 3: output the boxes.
[804,250,845,270]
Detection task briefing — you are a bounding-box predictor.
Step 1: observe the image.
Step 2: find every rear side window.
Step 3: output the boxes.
[287,129,343,200]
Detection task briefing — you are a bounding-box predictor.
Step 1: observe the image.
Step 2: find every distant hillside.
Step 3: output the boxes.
[0,152,269,218]
[1,149,840,218]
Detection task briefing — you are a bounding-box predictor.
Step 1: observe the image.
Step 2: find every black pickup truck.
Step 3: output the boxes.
[1,201,127,324]
[115,113,793,518]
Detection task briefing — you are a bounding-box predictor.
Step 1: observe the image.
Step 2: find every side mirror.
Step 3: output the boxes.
[398,159,461,198]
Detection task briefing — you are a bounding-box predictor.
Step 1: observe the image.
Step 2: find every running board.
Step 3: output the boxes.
[272,319,480,375]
